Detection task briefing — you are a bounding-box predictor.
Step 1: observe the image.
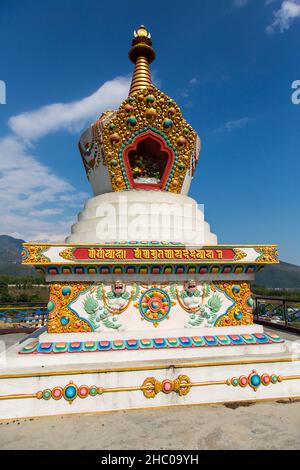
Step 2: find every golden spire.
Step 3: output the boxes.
[128,25,155,95]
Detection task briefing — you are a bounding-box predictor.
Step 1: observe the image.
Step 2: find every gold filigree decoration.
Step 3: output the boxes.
[101,85,199,193]
[142,375,191,398]
[59,248,76,261]
[22,245,50,264]
[234,249,247,261]
[48,282,92,334]
[255,246,278,263]
[214,281,253,327]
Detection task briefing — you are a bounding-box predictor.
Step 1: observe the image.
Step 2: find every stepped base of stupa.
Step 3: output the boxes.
[0,324,299,420]
[66,191,218,245]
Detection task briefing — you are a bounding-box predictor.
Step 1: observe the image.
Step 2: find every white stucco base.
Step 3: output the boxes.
[0,327,299,420]
[66,191,218,244]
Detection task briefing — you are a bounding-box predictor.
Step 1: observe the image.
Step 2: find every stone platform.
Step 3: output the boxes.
[0,323,300,420]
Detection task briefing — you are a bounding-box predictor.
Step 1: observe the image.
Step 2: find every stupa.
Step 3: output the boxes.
[1,26,299,420]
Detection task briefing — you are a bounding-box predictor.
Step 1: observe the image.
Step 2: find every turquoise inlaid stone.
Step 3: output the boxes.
[64,385,77,400]
[62,287,71,296]
[127,116,137,126]
[163,118,173,128]
[232,285,241,294]
[47,301,55,312]
[89,387,97,396]
[146,94,155,103]
[234,311,243,320]
[43,390,51,399]
[250,374,261,388]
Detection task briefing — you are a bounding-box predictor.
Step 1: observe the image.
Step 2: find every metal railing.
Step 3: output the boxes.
[0,303,48,332]
[253,296,300,333]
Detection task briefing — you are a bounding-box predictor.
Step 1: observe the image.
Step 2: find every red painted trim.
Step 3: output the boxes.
[122,130,175,190]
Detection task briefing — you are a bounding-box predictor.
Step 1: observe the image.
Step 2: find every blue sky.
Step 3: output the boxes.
[0,0,299,264]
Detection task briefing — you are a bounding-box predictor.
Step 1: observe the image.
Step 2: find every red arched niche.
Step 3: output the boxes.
[122,130,175,190]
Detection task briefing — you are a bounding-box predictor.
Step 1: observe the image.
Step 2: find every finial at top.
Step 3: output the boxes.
[129,25,155,94]
[129,25,155,64]
[134,25,151,38]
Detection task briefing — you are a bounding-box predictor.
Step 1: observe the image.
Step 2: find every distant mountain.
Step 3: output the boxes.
[0,235,36,277]
[253,261,300,289]
[0,235,300,287]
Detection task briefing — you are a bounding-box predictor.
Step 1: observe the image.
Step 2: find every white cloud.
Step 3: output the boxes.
[213,117,252,133]
[233,0,249,7]
[0,76,131,242]
[266,0,300,33]
[0,135,87,241]
[181,77,199,100]
[189,78,198,85]
[225,117,252,131]
[9,76,130,141]
[28,208,64,217]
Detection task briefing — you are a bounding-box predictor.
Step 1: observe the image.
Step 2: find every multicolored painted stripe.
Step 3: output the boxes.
[37,263,261,276]
[19,332,284,355]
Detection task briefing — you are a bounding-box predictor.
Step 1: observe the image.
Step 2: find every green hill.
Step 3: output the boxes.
[0,235,36,277]
[253,261,300,289]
